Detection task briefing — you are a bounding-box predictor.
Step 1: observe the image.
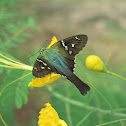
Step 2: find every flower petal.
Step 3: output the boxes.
[28,73,60,87]
[38,102,60,126]
[58,119,68,126]
[29,36,61,87]
[47,36,58,48]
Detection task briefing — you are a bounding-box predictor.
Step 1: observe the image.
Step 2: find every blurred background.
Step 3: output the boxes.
[0,0,126,126]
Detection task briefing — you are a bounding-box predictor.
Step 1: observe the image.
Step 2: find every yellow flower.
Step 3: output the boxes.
[28,36,61,87]
[0,54,32,70]
[28,73,60,87]
[38,102,68,126]
[85,55,104,72]
[47,36,58,48]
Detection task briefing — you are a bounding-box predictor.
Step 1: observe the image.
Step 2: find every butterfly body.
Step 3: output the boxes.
[42,48,72,76]
[32,34,90,95]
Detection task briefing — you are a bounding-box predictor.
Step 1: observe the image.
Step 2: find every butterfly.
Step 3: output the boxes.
[32,34,90,95]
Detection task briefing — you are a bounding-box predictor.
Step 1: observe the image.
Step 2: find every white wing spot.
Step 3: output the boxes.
[62,42,65,47]
[34,67,37,70]
[37,59,43,63]
[65,46,68,50]
[41,66,45,69]
[71,44,75,47]
[47,67,51,70]
[43,62,47,66]
[75,36,80,40]
[61,40,64,43]
[61,40,68,50]
[69,50,72,54]
[37,59,47,66]
[61,40,66,47]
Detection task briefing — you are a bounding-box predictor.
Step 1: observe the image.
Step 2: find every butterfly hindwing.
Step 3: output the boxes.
[63,57,75,73]
[32,55,55,78]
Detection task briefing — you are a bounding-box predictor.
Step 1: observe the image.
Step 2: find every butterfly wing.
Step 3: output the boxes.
[32,34,90,95]
[32,55,56,78]
[51,34,87,58]
[50,34,88,72]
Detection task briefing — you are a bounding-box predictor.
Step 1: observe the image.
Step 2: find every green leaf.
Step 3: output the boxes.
[27,17,35,26]
[22,33,32,38]
[6,23,18,34]
[15,89,28,108]
[14,37,25,43]
[21,91,28,104]
[1,31,9,40]
[9,0,16,7]
[0,0,6,5]
[15,90,23,109]
[7,42,18,48]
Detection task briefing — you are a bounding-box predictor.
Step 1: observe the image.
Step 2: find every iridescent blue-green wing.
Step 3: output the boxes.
[32,55,56,78]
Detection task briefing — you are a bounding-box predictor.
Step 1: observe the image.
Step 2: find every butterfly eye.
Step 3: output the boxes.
[39,48,43,54]
[39,47,46,54]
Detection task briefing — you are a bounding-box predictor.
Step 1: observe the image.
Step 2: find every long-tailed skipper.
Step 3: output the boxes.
[32,34,90,95]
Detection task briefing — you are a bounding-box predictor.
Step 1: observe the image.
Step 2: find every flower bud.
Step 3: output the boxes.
[85,55,104,72]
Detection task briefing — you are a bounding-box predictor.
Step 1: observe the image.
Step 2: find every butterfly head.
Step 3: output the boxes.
[39,47,46,54]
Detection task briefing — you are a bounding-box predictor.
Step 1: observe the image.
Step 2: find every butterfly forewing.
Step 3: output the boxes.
[32,55,55,78]
[50,34,87,72]
[61,34,87,55]
[51,34,88,59]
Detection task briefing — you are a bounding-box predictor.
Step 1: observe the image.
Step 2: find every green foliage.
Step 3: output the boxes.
[0,1,126,125]
[0,1,41,125]
[103,19,126,41]
[15,72,31,109]
[0,2,40,52]
[0,0,25,7]
[0,17,40,51]
[1,31,126,126]
[0,69,32,125]
[46,51,126,126]
[0,14,39,116]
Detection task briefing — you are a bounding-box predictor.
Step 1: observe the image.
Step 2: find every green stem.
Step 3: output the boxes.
[105,52,112,66]
[103,70,126,81]
[65,83,73,126]
[46,85,126,118]
[104,53,126,81]
[0,25,27,49]
[87,81,113,113]
[96,118,126,126]
[0,113,7,126]
[0,72,32,96]
[76,111,93,126]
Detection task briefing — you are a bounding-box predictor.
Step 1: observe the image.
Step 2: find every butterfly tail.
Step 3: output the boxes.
[67,74,90,95]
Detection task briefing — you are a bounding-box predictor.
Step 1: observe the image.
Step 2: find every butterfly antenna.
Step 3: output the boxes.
[28,40,47,59]
[43,40,48,47]
[28,51,39,59]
